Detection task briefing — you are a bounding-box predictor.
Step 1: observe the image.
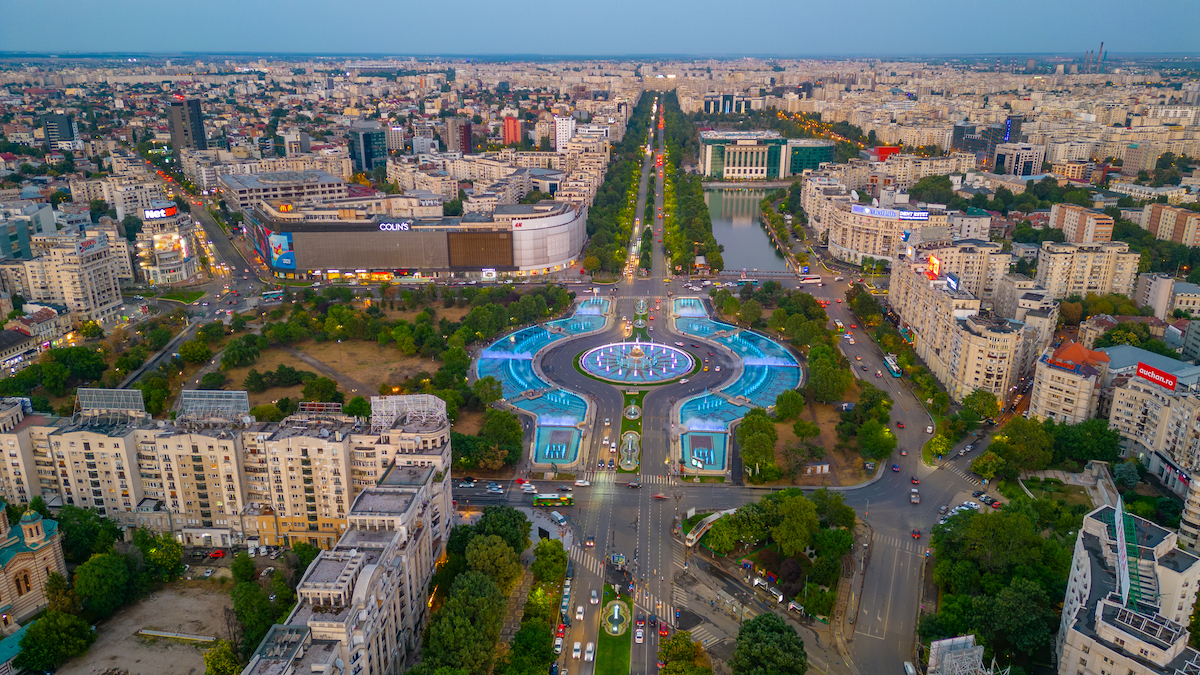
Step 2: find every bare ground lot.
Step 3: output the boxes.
[294,340,433,392]
[217,340,431,406]
[59,582,233,675]
[770,380,869,487]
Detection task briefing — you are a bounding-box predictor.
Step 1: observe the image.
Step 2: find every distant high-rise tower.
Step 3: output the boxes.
[502,116,522,146]
[41,113,77,146]
[347,121,387,173]
[554,115,576,153]
[445,117,473,154]
[168,98,207,152]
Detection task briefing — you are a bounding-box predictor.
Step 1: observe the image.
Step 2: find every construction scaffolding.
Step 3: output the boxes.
[928,636,1008,675]
[178,390,251,421]
[77,388,146,416]
[370,394,447,432]
[298,401,343,416]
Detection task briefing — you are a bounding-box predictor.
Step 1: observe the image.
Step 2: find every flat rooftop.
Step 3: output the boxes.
[220,170,343,191]
[378,464,435,488]
[351,486,418,516]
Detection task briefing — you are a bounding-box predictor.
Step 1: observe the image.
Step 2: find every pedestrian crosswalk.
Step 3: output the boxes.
[874,533,929,555]
[943,462,982,486]
[568,544,606,578]
[578,471,678,485]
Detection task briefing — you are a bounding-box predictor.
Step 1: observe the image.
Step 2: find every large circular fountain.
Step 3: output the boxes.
[579,340,694,384]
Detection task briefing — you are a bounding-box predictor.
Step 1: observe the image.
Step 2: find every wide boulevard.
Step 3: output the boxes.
[456,102,990,675]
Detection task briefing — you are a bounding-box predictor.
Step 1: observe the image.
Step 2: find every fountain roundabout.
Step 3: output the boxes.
[578,339,694,385]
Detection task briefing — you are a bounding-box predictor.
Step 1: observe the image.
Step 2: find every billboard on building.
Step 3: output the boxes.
[1136,361,1177,391]
[268,232,296,270]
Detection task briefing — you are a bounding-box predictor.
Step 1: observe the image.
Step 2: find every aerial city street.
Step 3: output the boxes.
[0,5,1199,675]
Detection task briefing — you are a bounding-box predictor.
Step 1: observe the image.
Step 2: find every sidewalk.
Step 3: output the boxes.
[500,556,535,642]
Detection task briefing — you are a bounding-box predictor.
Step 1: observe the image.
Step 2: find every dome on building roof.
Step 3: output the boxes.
[19,509,42,524]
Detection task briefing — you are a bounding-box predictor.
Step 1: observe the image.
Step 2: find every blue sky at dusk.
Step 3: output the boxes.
[1,0,1197,56]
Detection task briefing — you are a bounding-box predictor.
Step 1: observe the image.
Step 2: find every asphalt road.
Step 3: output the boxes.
[473,123,995,675]
[156,115,989,675]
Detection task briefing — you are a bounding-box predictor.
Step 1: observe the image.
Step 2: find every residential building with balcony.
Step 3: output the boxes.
[1028,342,1109,424]
[1034,241,1141,300]
[1055,505,1200,675]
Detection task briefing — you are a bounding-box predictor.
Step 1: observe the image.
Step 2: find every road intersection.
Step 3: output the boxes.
[457,104,994,675]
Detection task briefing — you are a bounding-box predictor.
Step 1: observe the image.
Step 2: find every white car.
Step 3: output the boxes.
[680,378,689,384]
[554,638,563,654]
[585,643,595,662]
[574,479,591,487]
[572,642,582,659]
[926,425,934,434]
[590,590,599,605]
[576,605,585,621]
[635,629,644,644]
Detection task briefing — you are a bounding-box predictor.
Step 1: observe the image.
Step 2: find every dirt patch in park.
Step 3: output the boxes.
[219,348,307,408]
[295,340,433,393]
[380,303,473,324]
[454,409,486,436]
[58,582,233,675]
[767,381,870,487]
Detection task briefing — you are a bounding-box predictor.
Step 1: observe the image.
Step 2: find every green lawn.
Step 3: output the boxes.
[1022,478,1093,508]
[620,392,646,436]
[161,290,206,304]
[595,591,631,675]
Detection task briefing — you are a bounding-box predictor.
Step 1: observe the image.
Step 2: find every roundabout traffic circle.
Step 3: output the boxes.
[578,340,694,384]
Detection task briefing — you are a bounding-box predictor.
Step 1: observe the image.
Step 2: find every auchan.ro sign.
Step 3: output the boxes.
[1137,362,1177,391]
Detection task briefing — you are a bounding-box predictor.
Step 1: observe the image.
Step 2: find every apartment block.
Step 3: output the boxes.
[1034,241,1141,300]
[0,234,124,324]
[0,393,454,555]
[1055,505,1200,675]
[1028,342,1109,424]
[992,142,1045,177]
[1050,203,1114,244]
[915,239,1012,301]
[1136,274,1177,319]
[1051,160,1094,181]
[1174,282,1200,315]
[889,253,1030,402]
[1144,203,1200,247]
[1105,351,1200,479]
[1079,315,1166,350]
[242,398,453,675]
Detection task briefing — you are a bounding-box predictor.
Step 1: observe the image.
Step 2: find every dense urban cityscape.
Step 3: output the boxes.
[0,21,1198,675]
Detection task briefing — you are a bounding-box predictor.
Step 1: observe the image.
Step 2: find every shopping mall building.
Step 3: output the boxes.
[246,199,587,282]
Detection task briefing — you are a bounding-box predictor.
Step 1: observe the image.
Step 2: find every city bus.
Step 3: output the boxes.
[736,278,759,286]
[799,276,822,284]
[262,290,284,303]
[834,320,845,333]
[532,494,574,507]
[884,355,902,377]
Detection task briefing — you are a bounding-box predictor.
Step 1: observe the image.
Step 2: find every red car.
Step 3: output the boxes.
[659,624,669,637]
[896,422,905,429]
[209,549,226,558]
[557,623,566,638]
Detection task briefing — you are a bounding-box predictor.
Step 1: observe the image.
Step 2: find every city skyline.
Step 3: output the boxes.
[1,0,1198,57]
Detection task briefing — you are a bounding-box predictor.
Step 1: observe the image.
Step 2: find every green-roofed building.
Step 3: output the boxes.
[0,503,67,631]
